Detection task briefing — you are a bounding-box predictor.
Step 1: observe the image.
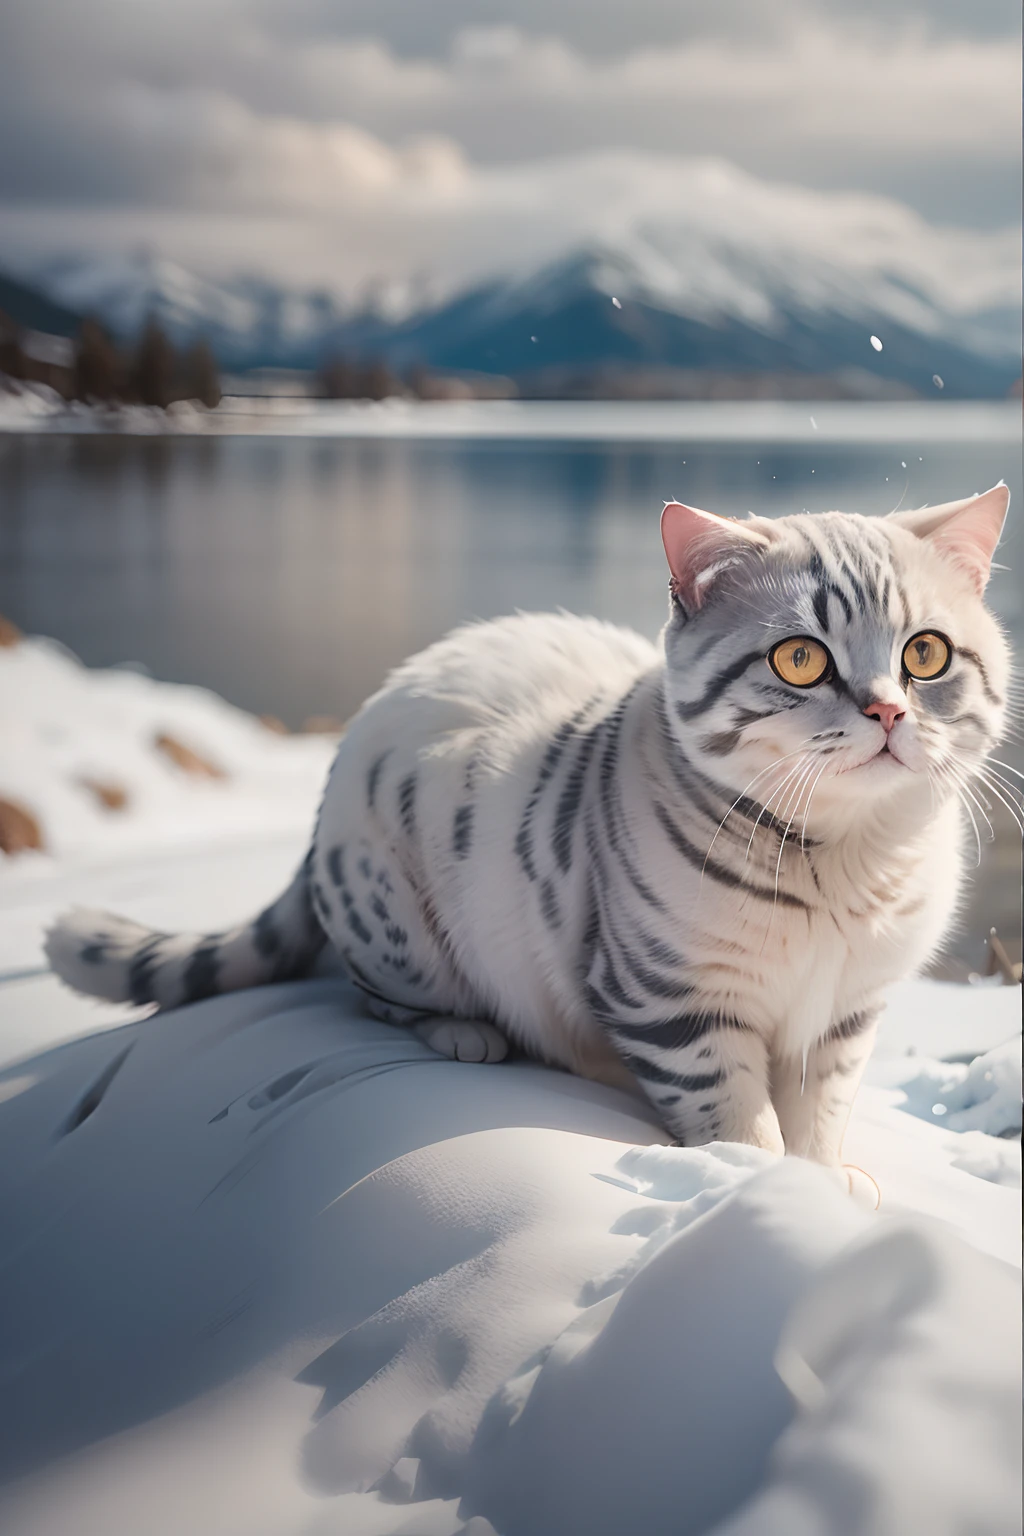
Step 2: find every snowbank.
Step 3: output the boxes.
[0,634,334,869]
[1,385,1020,443]
[0,978,1019,1536]
[0,633,1020,1534]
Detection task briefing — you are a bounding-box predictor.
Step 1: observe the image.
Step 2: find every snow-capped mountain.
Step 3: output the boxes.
[21,251,350,369]
[8,170,1020,393]
[331,234,1020,395]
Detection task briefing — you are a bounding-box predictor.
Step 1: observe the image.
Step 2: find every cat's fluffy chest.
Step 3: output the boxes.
[637,803,959,1062]
[766,812,960,1054]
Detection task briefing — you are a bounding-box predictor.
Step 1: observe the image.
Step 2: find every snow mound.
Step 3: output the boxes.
[0,633,334,864]
[866,1036,1022,1140]
[0,979,1019,1535]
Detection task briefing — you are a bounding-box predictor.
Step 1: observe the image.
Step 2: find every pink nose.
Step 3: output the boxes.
[863,701,905,733]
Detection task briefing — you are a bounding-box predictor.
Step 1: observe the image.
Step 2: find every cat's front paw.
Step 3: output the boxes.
[415,1018,509,1064]
[843,1163,880,1210]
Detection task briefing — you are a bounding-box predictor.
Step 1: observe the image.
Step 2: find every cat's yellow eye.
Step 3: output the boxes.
[902,631,952,681]
[768,636,831,688]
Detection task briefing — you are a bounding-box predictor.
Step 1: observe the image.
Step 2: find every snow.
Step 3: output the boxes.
[0,633,333,872]
[0,635,1020,1534]
[0,389,1020,443]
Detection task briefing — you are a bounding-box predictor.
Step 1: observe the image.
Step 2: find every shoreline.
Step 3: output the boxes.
[1,393,1021,443]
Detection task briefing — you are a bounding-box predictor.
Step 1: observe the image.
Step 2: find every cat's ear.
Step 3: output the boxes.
[889,483,1009,595]
[661,502,770,610]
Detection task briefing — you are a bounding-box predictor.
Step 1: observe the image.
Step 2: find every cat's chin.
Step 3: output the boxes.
[834,744,914,777]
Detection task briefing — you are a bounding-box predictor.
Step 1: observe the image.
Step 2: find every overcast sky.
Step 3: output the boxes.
[0,0,1019,293]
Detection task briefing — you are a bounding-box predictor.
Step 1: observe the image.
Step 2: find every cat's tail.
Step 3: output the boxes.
[44,852,327,1010]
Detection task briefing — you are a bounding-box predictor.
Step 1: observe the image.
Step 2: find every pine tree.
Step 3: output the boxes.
[317,355,357,398]
[73,318,120,402]
[129,316,177,408]
[179,338,221,408]
[406,363,435,400]
[355,358,398,400]
[0,311,27,381]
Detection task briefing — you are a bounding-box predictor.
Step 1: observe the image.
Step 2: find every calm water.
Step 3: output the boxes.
[0,419,1020,974]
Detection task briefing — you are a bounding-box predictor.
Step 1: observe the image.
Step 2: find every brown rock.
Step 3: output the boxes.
[154,732,227,779]
[78,777,130,812]
[0,797,43,854]
[0,614,21,648]
[259,714,290,735]
[301,715,346,736]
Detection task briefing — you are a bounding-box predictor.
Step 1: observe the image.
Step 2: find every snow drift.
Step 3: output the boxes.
[0,977,1019,1536]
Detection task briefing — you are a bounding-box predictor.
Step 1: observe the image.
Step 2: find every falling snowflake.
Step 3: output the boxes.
[530,336,538,343]
[611,297,622,309]
[901,461,907,468]
[869,335,883,352]
[932,374,944,389]
[809,416,818,430]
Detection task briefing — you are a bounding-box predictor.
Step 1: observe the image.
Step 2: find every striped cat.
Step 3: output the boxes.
[47,484,1012,1172]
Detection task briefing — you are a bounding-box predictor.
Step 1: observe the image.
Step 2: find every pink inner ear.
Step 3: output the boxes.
[924,485,1009,595]
[661,502,767,609]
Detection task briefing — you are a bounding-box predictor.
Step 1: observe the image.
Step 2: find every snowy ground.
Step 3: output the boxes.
[0,634,1020,1534]
[1,380,1020,444]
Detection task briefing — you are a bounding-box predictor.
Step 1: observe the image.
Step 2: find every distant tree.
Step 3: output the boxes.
[0,311,27,381]
[405,362,435,399]
[316,354,358,399]
[129,316,177,408]
[73,317,120,402]
[355,358,398,400]
[179,338,221,408]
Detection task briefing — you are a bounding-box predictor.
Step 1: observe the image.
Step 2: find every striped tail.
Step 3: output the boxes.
[44,853,326,1010]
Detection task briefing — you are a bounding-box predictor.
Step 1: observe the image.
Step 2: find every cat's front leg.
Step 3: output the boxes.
[606,1013,785,1154]
[771,1008,879,1167]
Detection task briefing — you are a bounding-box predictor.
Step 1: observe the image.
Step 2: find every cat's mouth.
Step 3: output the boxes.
[836,741,910,774]
[864,742,909,770]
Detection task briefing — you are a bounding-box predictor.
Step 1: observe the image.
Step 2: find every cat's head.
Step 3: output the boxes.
[660,485,1012,834]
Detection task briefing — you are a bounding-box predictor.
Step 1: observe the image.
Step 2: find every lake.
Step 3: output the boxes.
[0,402,1020,975]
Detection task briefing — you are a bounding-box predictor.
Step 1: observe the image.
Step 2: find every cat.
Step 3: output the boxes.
[46,484,1012,1173]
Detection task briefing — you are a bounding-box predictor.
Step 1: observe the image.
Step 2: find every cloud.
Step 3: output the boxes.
[1,146,1018,333]
[0,5,1019,226]
[0,1,1018,301]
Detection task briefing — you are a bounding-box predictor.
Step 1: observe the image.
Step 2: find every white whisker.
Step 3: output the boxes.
[700,744,818,877]
[972,768,1024,838]
[743,757,811,865]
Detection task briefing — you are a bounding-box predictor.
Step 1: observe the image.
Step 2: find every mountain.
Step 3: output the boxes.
[0,272,82,337]
[331,239,1020,397]
[20,251,348,369]
[8,172,1020,394]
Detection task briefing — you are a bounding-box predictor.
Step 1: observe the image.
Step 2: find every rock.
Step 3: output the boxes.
[301,715,345,736]
[0,614,21,648]
[0,797,43,854]
[77,777,129,812]
[153,732,226,779]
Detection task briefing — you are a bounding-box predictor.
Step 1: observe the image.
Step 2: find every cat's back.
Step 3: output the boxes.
[348,611,659,747]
